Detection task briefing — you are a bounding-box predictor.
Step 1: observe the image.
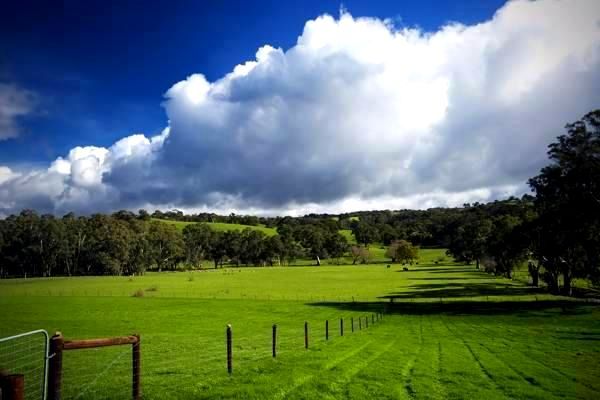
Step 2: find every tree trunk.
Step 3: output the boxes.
[476,258,480,270]
[547,272,560,294]
[562,273,572,296]
[531,270,539,287]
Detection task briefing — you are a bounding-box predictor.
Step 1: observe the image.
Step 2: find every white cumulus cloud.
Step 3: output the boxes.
[1,0,599,215]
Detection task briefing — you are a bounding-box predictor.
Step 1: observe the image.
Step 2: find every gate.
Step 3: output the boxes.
[0,329,49,400]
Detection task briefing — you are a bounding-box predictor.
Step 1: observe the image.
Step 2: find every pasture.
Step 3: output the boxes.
[1,249,599,399]
[152,218,278,236]
[154,218,357,246]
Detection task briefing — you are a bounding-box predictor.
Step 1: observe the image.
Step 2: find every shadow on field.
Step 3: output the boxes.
[410,277,490,281]
[306,299,599,316]
[402,267,477,273]
[380,282,544,300]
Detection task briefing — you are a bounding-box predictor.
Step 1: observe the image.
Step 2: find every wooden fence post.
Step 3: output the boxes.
[325,320,329,341]
[340,318,344,336]
[48,332,64,400]
[304,322,309,349]
[351,317,354,333]
[0,374,24,400]
[132,334,141,400]
[226,325,232,374]
[272,324,277,358]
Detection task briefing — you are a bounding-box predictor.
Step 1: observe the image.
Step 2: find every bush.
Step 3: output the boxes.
[482,257,497,274]
[132,289,144,297]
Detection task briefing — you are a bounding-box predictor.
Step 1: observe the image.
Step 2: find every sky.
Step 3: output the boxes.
[0,0,599,216]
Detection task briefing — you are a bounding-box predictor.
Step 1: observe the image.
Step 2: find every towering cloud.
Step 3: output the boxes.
[1,0,599,215]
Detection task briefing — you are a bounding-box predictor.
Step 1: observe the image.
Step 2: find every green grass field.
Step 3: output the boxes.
[1,249,599,399]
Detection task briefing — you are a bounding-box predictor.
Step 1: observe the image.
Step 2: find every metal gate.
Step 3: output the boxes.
[0,329,49,400]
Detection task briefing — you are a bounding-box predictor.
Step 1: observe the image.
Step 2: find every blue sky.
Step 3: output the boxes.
[0,0,598,216]
[1,0,506,166]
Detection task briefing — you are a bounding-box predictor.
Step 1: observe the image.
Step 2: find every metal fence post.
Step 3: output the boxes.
[325,320,329,341]
[272,325,277,358]
[340,318,344,336]
[226,325,232,374]
[304,322,309,349]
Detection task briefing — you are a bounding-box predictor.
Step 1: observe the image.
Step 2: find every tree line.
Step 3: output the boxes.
[0,211,355,277]
[446,110,600,295]
[0,110,598,297]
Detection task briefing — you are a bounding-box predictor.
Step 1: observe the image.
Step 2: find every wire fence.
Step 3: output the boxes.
[0,329,49,400]
[60,345,133,400]
[2,312,385,399]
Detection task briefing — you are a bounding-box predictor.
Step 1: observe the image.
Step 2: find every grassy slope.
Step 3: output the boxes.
[155,219,358,246]
[338,229,356,244]
[1,249,599,399]
[153,218,278,236]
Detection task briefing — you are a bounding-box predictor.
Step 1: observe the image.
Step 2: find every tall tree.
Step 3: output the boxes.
[351,221,379,247]
[529,110,600,294]
[183,223,214,267]
[147,221,184,271]
[387,240,419,265]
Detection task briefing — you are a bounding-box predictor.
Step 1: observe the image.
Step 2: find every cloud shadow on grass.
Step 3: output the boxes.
[306,299,599,317]
[380,281,544,300]
[306,264,599,316]
[409,277,491,281]
[401,267,477,273]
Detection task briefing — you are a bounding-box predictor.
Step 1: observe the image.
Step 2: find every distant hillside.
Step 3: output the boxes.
[155,218,357,243]
[153,218,277,236]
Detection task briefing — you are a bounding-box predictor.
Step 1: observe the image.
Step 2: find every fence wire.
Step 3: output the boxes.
[8,312,384,399]
[61,344,133,400]
[0,329,48,400]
